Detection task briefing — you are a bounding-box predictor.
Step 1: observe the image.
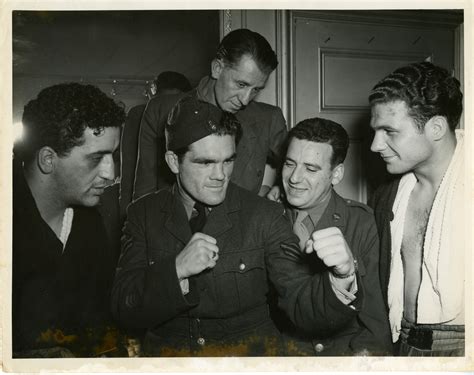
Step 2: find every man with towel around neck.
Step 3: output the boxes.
[369,62,465,356]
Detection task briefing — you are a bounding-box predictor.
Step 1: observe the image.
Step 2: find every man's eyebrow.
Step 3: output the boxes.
[87,150,114,156]
[193,157,217,163]
[304,162,321,169]
[225,152,237,161]
[193,153,237,163]
[371,123,397,131]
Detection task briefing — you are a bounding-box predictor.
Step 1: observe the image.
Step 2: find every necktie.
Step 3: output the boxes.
[189,202,207,233]
[293,210,310,250]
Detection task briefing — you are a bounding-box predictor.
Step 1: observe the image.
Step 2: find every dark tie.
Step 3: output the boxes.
[293,210,310,250]
[189,202,207,233]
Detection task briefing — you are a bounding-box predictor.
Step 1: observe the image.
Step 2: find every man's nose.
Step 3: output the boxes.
[99,154,115,182]
[210,163,225,180]
[289,166,303,183]
[238,89,253,106]
[370,132,386,153]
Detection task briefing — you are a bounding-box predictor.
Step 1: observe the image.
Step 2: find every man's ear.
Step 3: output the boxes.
[165,151,180,174]
[426,115,449,141]
[331,163,345,186]
[211,58,225,80]
[37,146,56,174]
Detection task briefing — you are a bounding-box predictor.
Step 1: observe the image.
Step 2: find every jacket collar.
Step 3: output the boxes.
[288,189,347,231]
[196,76,217,106]
[205,182,241,238]
[161,182,241,243]
[162,187,193,243]
[315,190,347,231]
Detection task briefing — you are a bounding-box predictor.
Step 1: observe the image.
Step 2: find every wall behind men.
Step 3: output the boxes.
[13,10,220,123]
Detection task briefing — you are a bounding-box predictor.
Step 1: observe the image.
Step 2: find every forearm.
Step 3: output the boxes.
[268,241,359,335]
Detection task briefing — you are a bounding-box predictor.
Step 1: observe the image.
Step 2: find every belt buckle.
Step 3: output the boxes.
[407,327,433,350]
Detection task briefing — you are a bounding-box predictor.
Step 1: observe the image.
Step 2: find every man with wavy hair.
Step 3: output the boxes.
[13,83,125,357]
[369,62,465,356]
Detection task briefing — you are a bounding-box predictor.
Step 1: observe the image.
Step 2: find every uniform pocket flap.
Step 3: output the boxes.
[213,248,265,276]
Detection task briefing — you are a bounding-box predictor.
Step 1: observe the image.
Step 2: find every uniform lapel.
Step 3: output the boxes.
[163,191,192,244]
[205,183,241,252]
[315,190,347,231]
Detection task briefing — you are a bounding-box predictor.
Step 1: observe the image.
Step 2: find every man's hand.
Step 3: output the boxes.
[266,185,282,202]
[305,227,355,277]
[176,233,219,279]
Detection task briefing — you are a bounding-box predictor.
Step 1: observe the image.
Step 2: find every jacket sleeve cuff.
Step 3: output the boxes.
[324,271,362,313]
[146,256,200,313]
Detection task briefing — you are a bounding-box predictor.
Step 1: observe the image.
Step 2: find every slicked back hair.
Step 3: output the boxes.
[369,61,463,132]
[215,28,278,75]
[288,117,349,168]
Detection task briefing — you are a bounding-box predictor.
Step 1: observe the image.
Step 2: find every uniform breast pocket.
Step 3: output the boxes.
[212,248,268,314]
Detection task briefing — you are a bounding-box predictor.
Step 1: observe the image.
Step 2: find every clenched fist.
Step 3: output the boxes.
[305,227,355,277]
[176,233,219,279]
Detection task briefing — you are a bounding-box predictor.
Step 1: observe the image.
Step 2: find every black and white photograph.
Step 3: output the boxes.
[2,1,472,373]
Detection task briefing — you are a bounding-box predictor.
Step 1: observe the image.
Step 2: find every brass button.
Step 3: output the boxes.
[197,337,205,346]
[239,263,246,271]
[332,213,341,221]
[314,343,324,352]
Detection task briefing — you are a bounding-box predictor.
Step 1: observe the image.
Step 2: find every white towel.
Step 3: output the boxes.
[388,131,465,342]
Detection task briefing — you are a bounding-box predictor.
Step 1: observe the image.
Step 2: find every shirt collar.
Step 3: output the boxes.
[304,193,332,229]
[196,76,217,106]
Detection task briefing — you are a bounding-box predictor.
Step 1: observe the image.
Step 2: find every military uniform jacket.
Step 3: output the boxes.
[133,76,288,199]
[111,182,297,355]
[267,190,393,355]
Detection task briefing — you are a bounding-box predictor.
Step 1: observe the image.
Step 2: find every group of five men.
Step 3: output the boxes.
[12,29,465,358]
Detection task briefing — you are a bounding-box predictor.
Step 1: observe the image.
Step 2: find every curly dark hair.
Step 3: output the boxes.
[216,28,278,75]
[288,117,349,168]
[369,61,463,132]
[15,82,125,163]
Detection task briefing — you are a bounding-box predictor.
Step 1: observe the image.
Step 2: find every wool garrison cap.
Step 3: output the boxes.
[166,95,224,151]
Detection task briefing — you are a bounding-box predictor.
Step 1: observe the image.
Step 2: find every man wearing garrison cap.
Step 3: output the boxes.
[111,95,299,356]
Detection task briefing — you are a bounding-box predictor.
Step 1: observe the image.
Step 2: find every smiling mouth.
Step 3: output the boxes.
[287,185,306,194]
